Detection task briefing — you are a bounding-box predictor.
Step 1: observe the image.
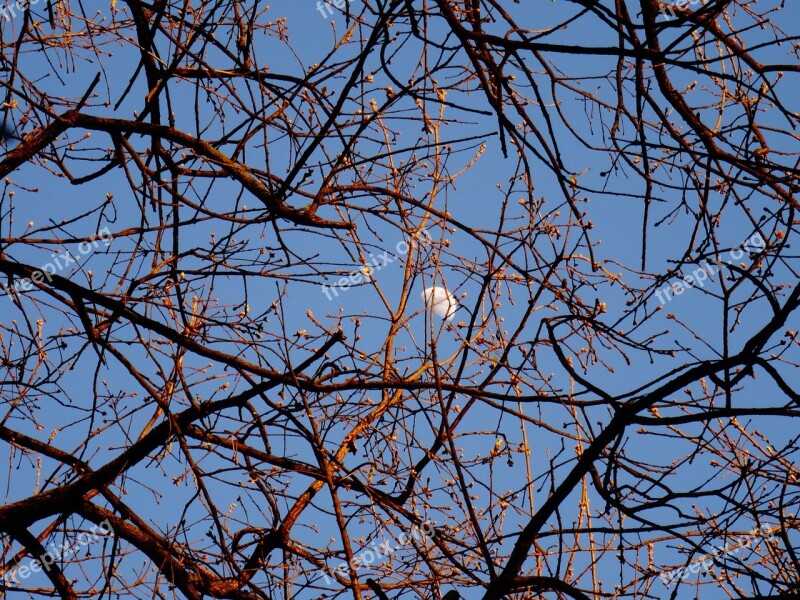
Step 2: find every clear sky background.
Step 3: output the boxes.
[1,1,799,598]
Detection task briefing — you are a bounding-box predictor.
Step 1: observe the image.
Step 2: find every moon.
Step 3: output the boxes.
[421,286,458,321]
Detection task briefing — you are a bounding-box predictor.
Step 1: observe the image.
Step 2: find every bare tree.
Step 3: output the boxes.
[0,0,799,598]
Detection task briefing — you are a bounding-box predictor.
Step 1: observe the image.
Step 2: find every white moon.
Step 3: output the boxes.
[421,286,458,321]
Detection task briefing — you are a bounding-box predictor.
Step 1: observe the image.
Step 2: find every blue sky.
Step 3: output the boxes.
[1,1,800,598]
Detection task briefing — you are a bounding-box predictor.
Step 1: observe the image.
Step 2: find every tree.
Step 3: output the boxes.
[1,0,798,598]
